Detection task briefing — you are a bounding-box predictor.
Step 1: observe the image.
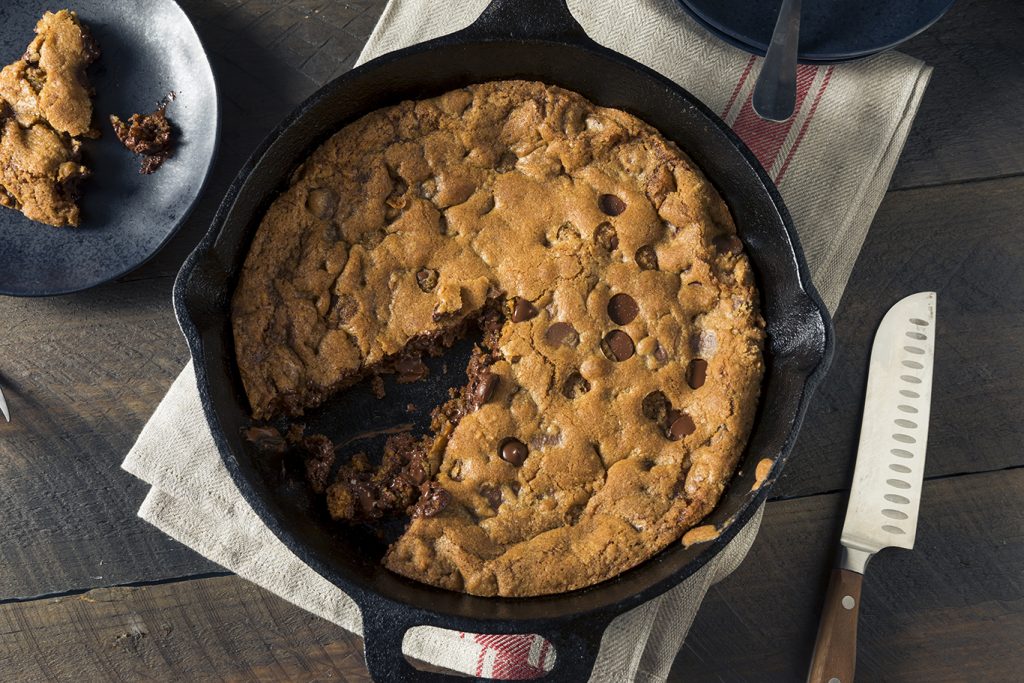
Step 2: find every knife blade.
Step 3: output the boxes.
[807,291,936,683]
[0,383,9,422]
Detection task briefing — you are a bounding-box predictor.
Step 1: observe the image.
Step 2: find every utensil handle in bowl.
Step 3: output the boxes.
[457,0,594,45]
[361,608,610,682]
[807,568,863,683]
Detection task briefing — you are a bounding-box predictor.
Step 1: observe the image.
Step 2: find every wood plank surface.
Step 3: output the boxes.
[891,0,1024,189]
[774,174,1024,499]
[1,468,1019,682]
[672,468,1024,682]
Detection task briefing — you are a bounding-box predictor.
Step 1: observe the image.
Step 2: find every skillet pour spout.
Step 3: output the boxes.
[173,0,833,679]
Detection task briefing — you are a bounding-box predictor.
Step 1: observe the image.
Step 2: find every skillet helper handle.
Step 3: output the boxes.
[807,568,863,683]
[461,0,593,44]
[361,609,609,682]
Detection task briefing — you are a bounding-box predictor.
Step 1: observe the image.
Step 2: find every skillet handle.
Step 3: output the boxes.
[361,608,611,682]
[459,0,594,45]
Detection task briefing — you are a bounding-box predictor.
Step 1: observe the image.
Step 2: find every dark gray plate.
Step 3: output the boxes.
[0,0,218,296]
[678,0,955,63]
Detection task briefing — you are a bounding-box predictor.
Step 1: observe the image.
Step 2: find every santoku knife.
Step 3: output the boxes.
[807,291,936,683]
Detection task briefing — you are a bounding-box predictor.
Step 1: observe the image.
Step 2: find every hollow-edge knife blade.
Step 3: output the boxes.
[840,292,936,572]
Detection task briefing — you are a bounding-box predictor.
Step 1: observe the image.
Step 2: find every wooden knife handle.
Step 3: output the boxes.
[807,568,864,683]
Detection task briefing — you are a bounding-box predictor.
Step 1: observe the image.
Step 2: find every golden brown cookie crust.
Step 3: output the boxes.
[232,80,765,597]
[0,9,97,227]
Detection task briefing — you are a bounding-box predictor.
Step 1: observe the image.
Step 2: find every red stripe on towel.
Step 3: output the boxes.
[731,64,818,171]
[775,66,835,184]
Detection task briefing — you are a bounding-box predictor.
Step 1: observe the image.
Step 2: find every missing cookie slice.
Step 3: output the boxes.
[0,9,99,227]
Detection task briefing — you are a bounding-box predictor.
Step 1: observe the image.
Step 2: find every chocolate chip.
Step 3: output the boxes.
[594,221,619,251]
[416,267,438,292]
[329,293,358,325]
[635,245,659,270]
[545,322,579,347]
[562,371,591,399]
[413,482,451,518]
[473,371,499,405]
[714,234,744,255]
[686,359,708,389]
[243,426,287,454]
[480,484,502,509]
[607,293,639,325]
[599,193,626,216]
[641,391,670,423]
[667,410,696,440]
[499,438,529,466]
[601,330,635,361]
[306,188,338,220]
[509,296,538,322]
[395,355,429,383]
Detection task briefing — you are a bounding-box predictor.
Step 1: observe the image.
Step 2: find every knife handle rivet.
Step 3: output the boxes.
[842,595,855,610]
[828,678,841,683]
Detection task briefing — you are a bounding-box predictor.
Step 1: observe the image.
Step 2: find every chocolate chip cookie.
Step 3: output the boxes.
[232,80,765,597]
[0,9,98,227]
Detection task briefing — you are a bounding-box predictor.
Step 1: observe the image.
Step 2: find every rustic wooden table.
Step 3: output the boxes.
[1,0,1021,680]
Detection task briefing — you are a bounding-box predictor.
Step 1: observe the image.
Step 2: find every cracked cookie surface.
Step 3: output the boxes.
[0,9,98,227]
[232,80,765,597]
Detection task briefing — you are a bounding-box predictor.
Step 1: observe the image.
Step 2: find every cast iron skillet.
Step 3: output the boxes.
[173,0,833,679]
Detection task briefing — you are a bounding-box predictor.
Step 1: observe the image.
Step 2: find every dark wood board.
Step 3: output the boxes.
[671,468,1024,682]
[891,0,1024,189]
[0,278,220,600]
[773,174,1024,500]
[0,575,369,682]
[1,468,1019,682]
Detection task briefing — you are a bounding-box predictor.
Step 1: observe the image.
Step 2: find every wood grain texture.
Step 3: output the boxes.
[0,575,370,683]
[892,0,1024,189]
[0,468,1019,682]
[0,278,220,600]
[773,175,1024,500]
[670,468,1024,682]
